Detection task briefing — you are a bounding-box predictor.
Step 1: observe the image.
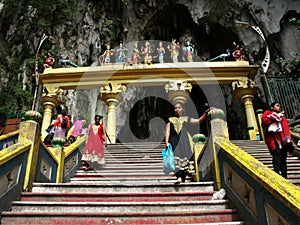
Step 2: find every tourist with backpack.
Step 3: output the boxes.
[53,110,71,141]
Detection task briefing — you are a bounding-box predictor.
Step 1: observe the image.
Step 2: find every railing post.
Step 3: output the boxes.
[207,108,229,190]
[51,137,66,183]
[192,134,206,182]
[21,111,42,192]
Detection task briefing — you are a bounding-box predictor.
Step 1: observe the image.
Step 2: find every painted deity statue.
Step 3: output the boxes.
[131,42,140,65]
[142,41,152,64]
[156,41,165,63]
[182,40,194,62]
[43,52,55,70]
[232,45,247,61]
[116,43,127,63]
[99,44,115,65]
[168,39,180,63]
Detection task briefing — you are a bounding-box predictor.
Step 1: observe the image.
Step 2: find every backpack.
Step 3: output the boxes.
[61,117,68,129]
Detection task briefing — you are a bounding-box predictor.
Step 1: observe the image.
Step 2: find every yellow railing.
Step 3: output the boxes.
[214,136,300,223]
[0,120,86,211]
[0,141,31,165]
[53,135,86,183]
[0,130,19,141]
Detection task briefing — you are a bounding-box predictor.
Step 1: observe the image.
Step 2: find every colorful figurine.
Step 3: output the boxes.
[156,41,165,63]
[43,52,55,70]
[182,40,194,62]
[209,49,231,62]
[232,45,247,61]
[59,55,78,67]
[116,43,127,63]
[99,44,115,65]
[131,42,140,65]
[168,39,180,63]
[141,41,152,64]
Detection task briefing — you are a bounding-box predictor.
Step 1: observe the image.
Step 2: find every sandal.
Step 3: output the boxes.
[174,177,182,185]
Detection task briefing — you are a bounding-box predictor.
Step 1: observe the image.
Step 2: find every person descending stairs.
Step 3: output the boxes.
[1,142,244,225]
[232,140,300,186]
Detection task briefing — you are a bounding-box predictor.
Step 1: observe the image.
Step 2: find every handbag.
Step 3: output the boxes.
[162,143,175,175]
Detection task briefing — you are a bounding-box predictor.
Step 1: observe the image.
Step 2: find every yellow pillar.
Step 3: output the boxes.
[165,80,192,104]
[105,97,118,143]
[100,83,126,144]
[256,109,264,141]
[41,95,61,139]
[233,79,259,140]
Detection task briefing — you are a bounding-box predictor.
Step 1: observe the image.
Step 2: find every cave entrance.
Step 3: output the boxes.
[142,3,241,61]
[117,85,210,143]
[142,4,208,61]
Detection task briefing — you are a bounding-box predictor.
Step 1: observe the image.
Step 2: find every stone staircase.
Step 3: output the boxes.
[231,140,300,186]
[1,142,244,225]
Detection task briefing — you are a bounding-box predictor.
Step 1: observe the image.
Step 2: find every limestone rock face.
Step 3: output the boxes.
[0,0,298,139]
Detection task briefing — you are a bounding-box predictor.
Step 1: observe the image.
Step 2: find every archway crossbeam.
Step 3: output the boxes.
[40,62,259,91]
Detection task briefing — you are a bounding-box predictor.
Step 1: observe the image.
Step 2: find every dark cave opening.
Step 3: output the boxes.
[142,4,240,61]
[119,85,210,142]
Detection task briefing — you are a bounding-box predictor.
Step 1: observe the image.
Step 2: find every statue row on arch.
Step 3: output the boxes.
[98,39,247,66]
[42,39,247,70]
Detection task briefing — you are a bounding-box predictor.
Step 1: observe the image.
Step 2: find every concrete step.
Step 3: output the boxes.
[231,140,300,187]
[1,209,240,225]
[10,200,230,213]
[78,164,164,170]
[20,191,215,202]
[31,181,215,193]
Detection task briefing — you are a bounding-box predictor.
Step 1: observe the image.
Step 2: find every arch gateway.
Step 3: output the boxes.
[39,61,259,143]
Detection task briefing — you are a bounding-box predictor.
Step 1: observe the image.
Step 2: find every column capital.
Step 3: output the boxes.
[42,95,61,108]
[100,83,126,104]
[165,80,192,104]
[42,86,63,108]
[232,78,258,100]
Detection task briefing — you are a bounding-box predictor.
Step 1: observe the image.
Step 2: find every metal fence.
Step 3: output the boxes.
[267,78,300,119]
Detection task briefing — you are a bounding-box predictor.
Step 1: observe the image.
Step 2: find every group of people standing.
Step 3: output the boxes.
[44,111,107,171]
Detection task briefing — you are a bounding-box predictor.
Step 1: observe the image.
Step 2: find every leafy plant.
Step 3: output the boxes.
[275,18,300,80]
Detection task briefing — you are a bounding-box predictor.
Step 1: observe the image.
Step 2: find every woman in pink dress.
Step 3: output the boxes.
[82,114,106,170]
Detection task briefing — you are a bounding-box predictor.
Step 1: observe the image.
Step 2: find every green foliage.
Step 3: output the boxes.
[275,18,300,80]
[0,82,33,114]
[276,52,300,80]
[289,18,300,30]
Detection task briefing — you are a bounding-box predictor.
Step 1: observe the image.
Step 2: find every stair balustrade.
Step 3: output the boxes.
[0,117,86,211]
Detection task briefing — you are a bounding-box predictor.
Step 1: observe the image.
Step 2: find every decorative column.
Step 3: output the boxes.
[41,88,62,139]
[100,83,126,144]
[164,80,192,104]
[232,78,259,140]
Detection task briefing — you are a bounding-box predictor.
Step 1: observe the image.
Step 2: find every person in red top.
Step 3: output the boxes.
[53,110,71,140]
[82,114,106,171]
[262,102,299,178]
